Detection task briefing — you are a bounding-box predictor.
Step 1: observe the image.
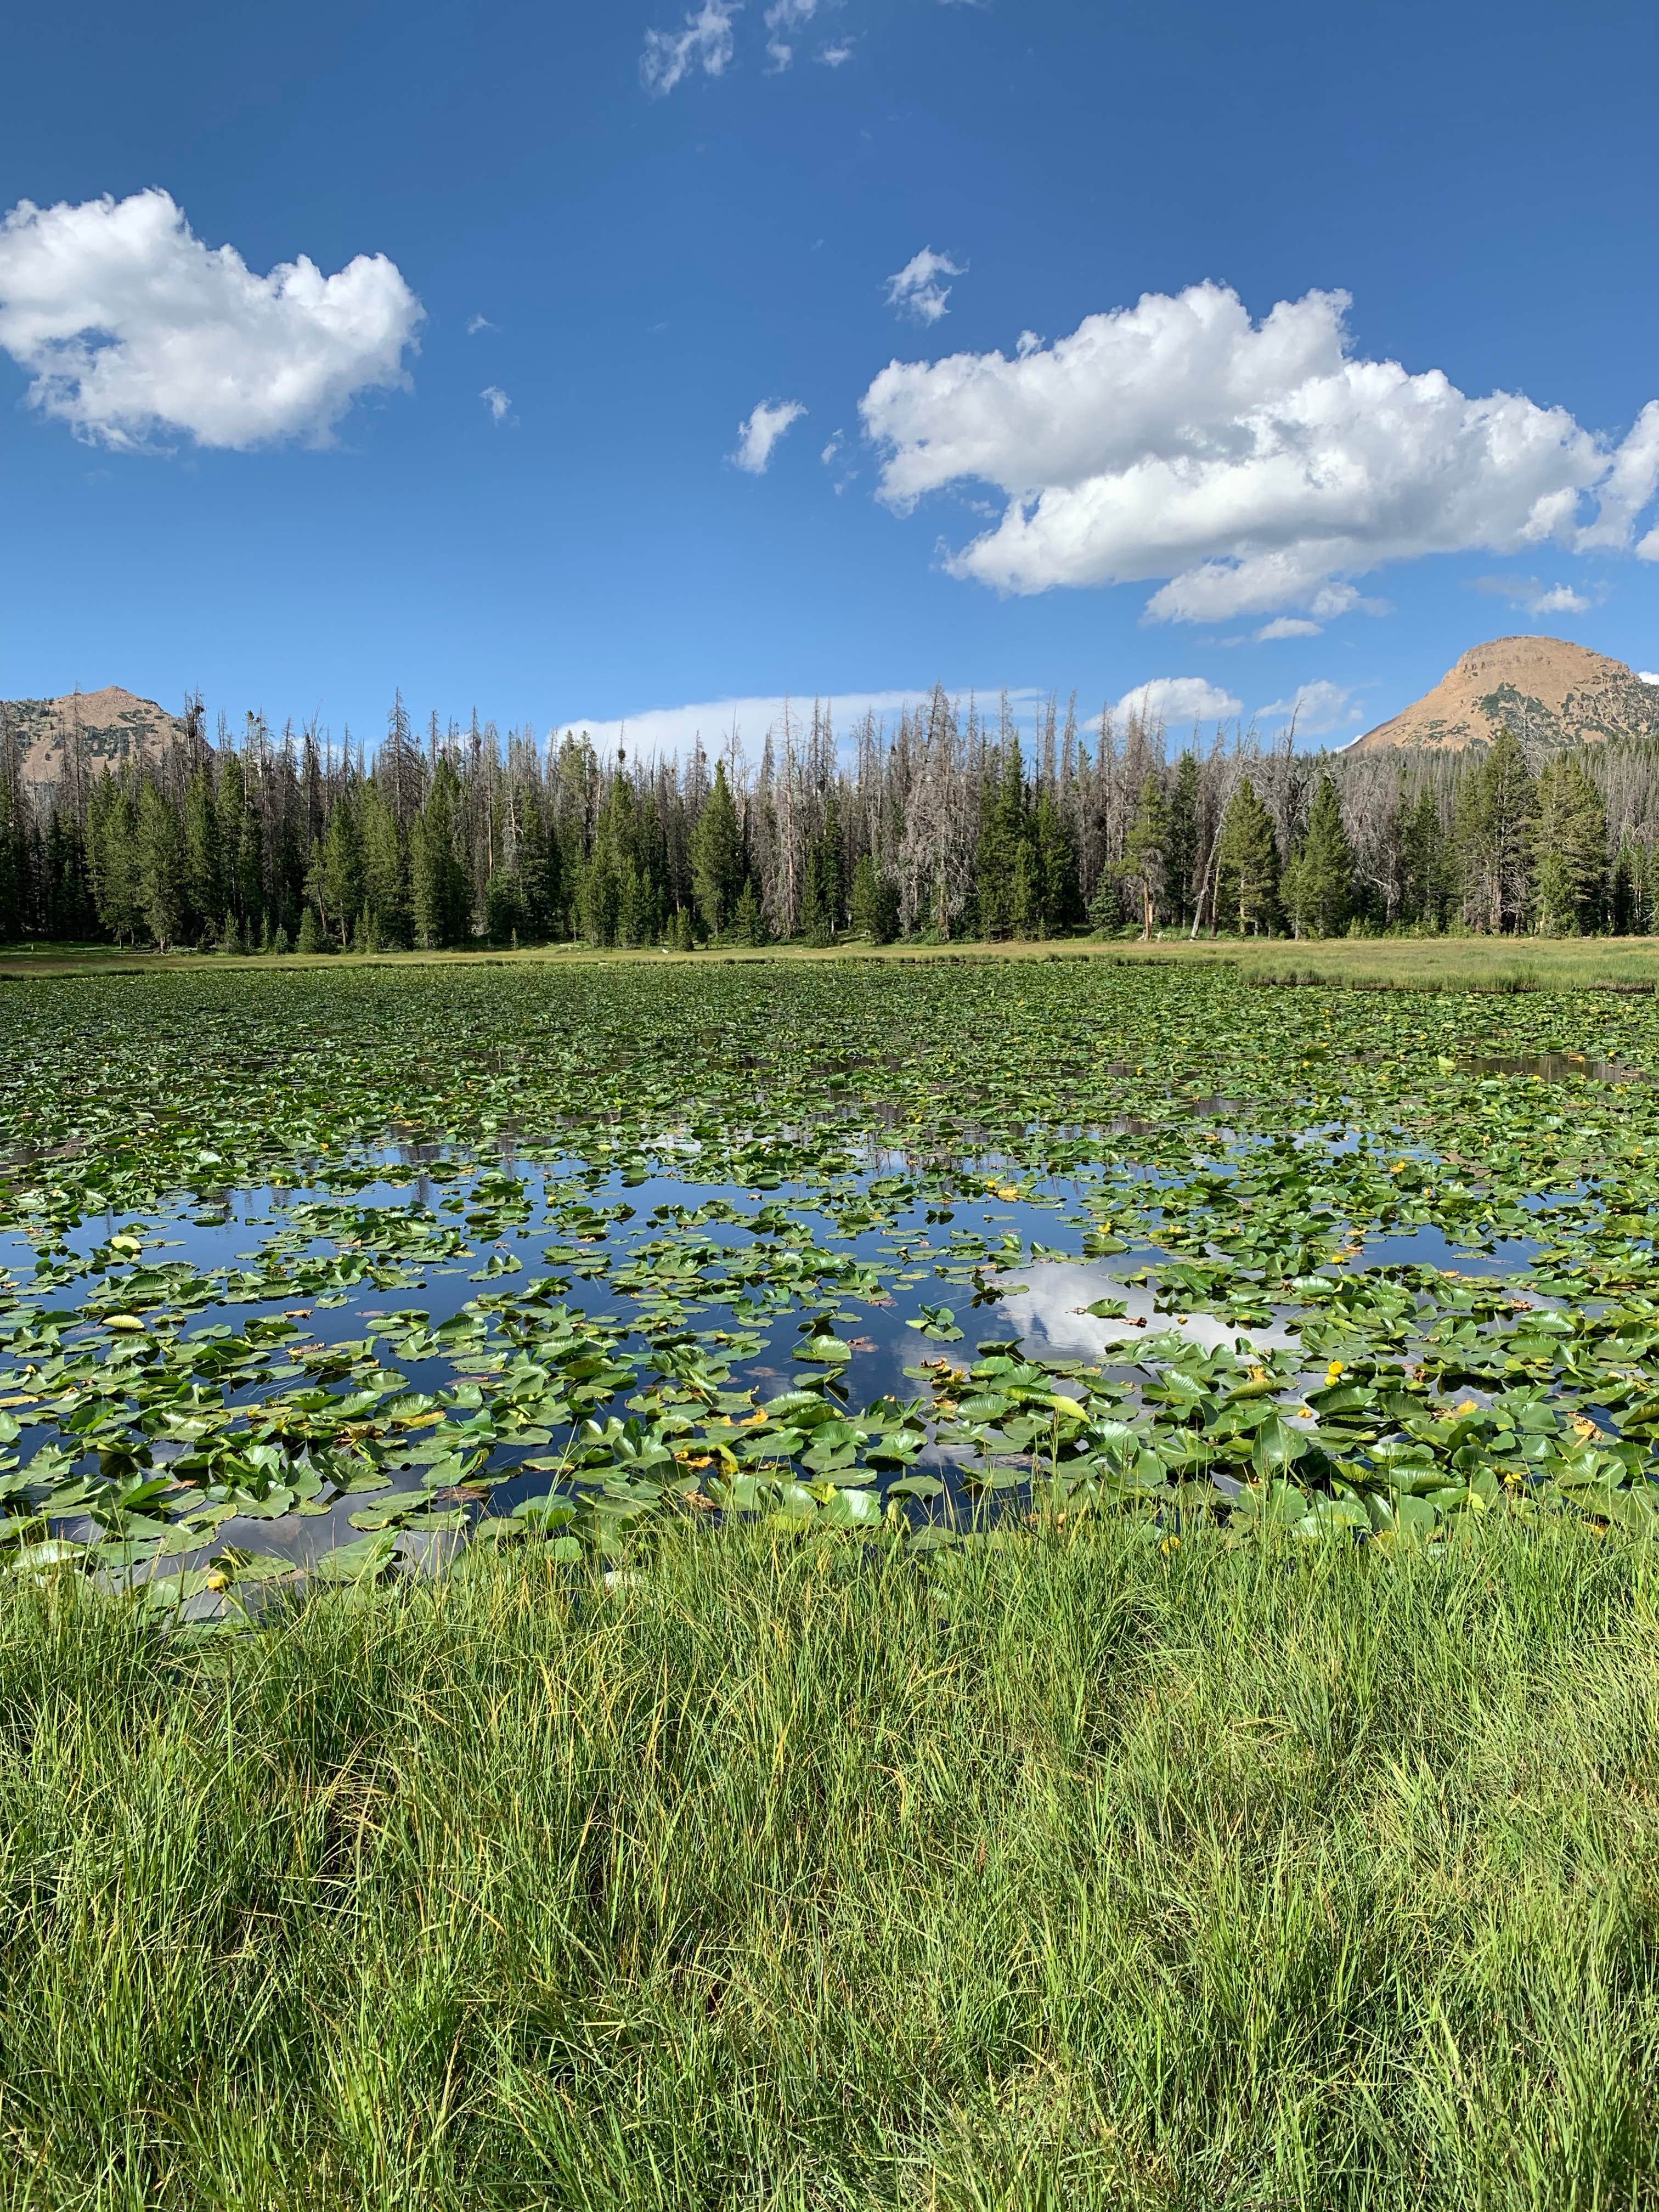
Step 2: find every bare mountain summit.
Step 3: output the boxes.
[1350,636,1659,753]
[1,687,188,791]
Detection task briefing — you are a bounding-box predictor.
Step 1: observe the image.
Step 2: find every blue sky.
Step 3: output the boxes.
[3,0,1659,754]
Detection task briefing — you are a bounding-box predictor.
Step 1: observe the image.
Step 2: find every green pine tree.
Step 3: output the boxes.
[1032,789,1079,934]
[43,811,95,940]
[215,754,250,924]
[1532,755,1606,934]
[977,739,1029,938]
[1288,774,1355,938]
[360,780,411,947]
[0,771,22,943]
[1114,774,1169,940]
[515,789,562,941]
[1164,752,1201,924]
[1456,725,1534,933]
[410,762,471,949]
[1009,839,1041,939]
[1399,785,1452,930]
[735,876,769,946]
[484,866,524,946]
[1216,777,1280,935]
[817,790,846,932]
[309,800,364,949]
[691,763,744,939]
[182,763,221,938]
[137,782,188,950]
[850,854,899,943]
[87,773,144,944]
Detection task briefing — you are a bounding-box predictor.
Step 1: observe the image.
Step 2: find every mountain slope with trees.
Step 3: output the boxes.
[4,670,1659,952]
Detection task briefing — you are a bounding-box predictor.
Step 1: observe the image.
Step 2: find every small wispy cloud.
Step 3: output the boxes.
[884,245,964,325]
[641,0,740,95]
[466,314,496,336]
[762,0,822,69]
[820,430,844,464]
[1256,680,1362,737]
[480,385,512,426]
[731,397,805,473]
[817,38,854,63]
[1256,616,1323,641]
[1472,573,1599,616]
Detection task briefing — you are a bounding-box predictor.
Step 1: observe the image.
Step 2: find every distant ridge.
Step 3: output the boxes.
[1350,635,1659,753]
[1,687,188,789]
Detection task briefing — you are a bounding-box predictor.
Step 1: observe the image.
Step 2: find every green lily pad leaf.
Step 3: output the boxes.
[308,1533,398,1582]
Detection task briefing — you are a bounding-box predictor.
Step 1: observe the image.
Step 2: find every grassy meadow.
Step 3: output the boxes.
[5,1517,1659,2211]
[2,947,1659,2204]
[7,927,1659,991]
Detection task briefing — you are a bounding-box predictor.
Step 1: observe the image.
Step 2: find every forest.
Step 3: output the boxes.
[1,683,1656,952]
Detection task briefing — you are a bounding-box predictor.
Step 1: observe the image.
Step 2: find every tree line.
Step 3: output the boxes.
[2,688,1657,952]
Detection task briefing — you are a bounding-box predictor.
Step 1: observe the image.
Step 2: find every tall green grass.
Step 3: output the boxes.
[3,1519,1659,2209]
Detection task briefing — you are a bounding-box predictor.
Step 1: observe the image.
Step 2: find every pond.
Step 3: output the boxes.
[3,955,1659,1603]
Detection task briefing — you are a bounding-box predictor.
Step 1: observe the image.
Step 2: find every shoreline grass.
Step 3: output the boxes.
[5,929,1659,992]
[5,1516,1659,2208]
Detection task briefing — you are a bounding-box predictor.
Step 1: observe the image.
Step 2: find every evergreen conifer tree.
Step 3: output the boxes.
[311,801,364,948]
[735,876,769,946]
[137,781,187,950]
[690,762,743,938]
[359,781,411,946]
[1115,773,1169,939]
[0,772,22,943]
[484,866,524,946]
[1532,755,1606,934]
[410,761,471,947]
[1457,725,1534,933]
[1216,777,1280,935]
[1164,752,1201,924]
[1032,788,1079,933]
[1010,839,1041,938]
[850,854,899,943]
[1288,774,1355,937]
[87,774,144,944]
[977,739,1029,938]
[1400,786,1451,929]
[182,764,221,938]
[515,789,561,940]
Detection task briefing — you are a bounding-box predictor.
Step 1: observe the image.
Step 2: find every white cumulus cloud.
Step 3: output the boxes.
[884,246,964,326]
[641,0,740,94]
[480,385,512,426]
[859,281,1659,623]
[1256,680,1361,737]
[1115,678,1242,727]
[731,397,805,473]
[0,188,421,452]
[1640,672,1659,687]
